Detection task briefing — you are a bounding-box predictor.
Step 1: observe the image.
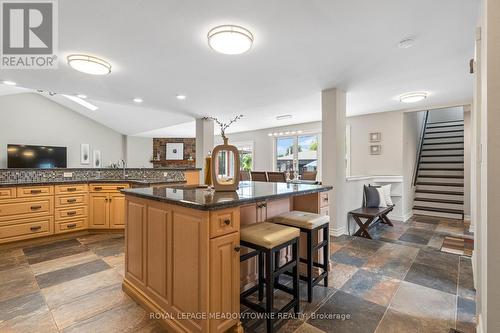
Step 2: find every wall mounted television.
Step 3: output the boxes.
[7,144,67,168]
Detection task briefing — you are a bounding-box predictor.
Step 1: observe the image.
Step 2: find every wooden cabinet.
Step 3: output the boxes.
[0,188,16,200]
[0,216,53,243]
[209,232,240,332]
[109,193,126,229]
[184,170,199,185]
[55,184,88,195]
[89,189,127,229]
[209,207,239,238]
[17,185,53,198]
[0,196,53,222]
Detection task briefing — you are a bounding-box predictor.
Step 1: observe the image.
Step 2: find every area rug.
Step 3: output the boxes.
[441,236,474,256]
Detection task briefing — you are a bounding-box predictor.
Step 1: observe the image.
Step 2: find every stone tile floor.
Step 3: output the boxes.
[0,215,476,333]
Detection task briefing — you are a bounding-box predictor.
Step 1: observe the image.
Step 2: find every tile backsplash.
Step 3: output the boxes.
[0,168,190,183]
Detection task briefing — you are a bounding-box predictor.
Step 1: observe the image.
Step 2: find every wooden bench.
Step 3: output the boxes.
[348,205,394,239]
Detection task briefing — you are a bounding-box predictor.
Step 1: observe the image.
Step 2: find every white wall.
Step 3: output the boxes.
[216,121,322,173]
[427,106,464,123]
[126,136,153,168]
[464,108,471,218]
[0,93,151,168]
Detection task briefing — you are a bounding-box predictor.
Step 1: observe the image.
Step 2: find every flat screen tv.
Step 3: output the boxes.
[7,144,67,168]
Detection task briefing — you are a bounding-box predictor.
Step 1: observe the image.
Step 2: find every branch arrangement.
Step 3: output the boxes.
[204,114,243,141]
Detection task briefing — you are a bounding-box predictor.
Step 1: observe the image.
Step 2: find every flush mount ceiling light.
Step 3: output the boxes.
[400,91,428,103]
[67,54,112,75]
[2,80,16,86]
[76,94,87,99]
[133,98,143,103]
[176,94,186,100]
[276,114,292,121]
[62,94,98,111]
[207,25,254,55]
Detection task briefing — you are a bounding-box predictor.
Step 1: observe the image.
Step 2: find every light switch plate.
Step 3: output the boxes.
[63,172,73,178]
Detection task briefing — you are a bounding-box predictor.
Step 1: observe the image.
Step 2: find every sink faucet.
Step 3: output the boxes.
[121,160,127,178]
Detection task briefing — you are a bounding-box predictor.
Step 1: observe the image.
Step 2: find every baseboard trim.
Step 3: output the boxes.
[330,225,347,237]
[391,212,413,223]
[476,313,483,333]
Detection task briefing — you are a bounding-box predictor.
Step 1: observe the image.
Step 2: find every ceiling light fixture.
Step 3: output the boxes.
[62,94,98,111]
[400,91,428,103]
[67,54,112,75]
[176,94,186,100]
[398,38,415,49]
[133,98,143,103]
[2,80,16,86]
[76,94,87,99]
[276,114,292,121]
[207,25,254,55]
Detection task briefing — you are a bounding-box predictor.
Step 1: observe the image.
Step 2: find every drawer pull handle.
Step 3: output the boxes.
[31,205,42,210]
[234,246,241,252]
[30,190,42,194]
[67,211,77,216]
[116,187,124,190]
[94,187,102,191]
[67,188,77,192]
[323,197,329,202]
[223,219,231,225]
[67,199,77,203]
[67,223,77,229]
[30,226,42,231]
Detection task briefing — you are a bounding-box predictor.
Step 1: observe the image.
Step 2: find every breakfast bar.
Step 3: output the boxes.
[121,181,332,333]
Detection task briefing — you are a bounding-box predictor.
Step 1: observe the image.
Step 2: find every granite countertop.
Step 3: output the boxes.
[0,178,185,187]
[122,181,333,211]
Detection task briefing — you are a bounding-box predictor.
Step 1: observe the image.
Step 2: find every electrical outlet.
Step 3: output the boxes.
[163,172,168,177]
[63,172,73,178]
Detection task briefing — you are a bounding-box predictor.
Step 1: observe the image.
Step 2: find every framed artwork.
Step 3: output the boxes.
[370,145,382,155]
[80,144,90,165]
[369,132,381,142]
[166,143,184,160]
[93,150,102,168]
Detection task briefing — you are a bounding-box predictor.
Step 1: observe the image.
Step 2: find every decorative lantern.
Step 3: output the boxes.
[207,115,243,192]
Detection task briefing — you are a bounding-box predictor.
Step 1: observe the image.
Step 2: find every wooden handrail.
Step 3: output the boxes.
[413,110,430,186]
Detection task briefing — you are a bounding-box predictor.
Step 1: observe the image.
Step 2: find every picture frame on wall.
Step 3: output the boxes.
[93,150,102,168]
[369,132,381,142]
[81,144,90,165]
[166,143,184,160]
[370,145,382,155]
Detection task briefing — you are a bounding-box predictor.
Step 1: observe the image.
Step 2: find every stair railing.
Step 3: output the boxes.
[413,110,430,186]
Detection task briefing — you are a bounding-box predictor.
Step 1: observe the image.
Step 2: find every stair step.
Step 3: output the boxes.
[419,167,464,171]
[417,175,463,179]
[414,198,464,204]
[421,148,464,151]
[415,189,464,195]
[413,205,464,215]
[419,162,464,165]
[416,182,463,187]
[424,135,464,140]
[421,154,463,157]
[425,130,464,135]
[422,142,464,146]
[427,120,464,125]
[425,124,464,129]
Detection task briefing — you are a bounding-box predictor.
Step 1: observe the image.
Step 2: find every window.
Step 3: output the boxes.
[275,134,319,176]
[233,141,254,171]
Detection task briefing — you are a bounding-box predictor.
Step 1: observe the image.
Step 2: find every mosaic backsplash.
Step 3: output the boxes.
[0,168,191,183]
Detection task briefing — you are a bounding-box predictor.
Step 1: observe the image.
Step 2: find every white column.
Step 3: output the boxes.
[321,88,347,236]
[195,118,214,184]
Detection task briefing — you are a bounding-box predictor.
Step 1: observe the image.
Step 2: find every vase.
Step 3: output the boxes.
[211,138,240,191]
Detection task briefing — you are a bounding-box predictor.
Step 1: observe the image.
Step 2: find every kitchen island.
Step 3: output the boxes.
[122,181,332,333]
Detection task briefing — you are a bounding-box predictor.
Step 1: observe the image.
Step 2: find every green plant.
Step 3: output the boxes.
[241,154,252,171]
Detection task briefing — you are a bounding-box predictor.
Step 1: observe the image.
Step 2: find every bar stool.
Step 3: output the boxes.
[270,211,329,302]
[240,222,300,333]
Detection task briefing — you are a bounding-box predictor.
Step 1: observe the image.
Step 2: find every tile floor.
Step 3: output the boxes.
[0,215,476,333]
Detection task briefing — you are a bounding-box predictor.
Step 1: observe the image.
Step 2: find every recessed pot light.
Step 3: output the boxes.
[67,54,112,75]
[133,98,143,103]
[2,80,16,86]
[62,95,98,111]
[276,114,292,121]
[400,91,428,103]
[76,94,87,99]
[208,25,254,55]
[398,38,415,49]
[176,94,186,100]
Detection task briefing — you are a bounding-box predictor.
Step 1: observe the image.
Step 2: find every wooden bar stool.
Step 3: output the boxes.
[240,222,300,333]
[270,211,329,302]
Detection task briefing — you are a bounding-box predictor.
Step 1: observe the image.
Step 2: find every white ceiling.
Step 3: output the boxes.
[0,0,478,137]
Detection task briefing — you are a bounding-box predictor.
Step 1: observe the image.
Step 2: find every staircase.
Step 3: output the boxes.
[413,117,464,220]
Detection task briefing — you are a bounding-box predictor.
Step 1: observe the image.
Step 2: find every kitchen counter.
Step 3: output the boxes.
[0,178,185,187]
[122,181,332,210]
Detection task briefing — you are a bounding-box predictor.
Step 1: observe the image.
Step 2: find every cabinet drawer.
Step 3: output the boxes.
[55,206,88,221]
[17,186,54,198]
[90,183,129,192]
[55,194,88,208]
[320,192,330,208]
[0,197,53,222]
[0,216,53,243]
[320,205,330,216]
[0,188,16,200]
[209,208,240,238]
[55,218,87,234]
[55,184,88,195]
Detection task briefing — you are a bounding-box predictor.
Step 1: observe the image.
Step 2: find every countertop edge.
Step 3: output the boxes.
[0,179,187,187]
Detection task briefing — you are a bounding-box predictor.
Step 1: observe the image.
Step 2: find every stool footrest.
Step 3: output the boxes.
[275,259,297,277]
[241,284,260,299]
[274,282,295,296]
[313,240,328,251]
[240,250,259,262]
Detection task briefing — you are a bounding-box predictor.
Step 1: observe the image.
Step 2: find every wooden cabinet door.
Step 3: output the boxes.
[89,193,109,228]
[209,232,240,333]
[109,194,126,229]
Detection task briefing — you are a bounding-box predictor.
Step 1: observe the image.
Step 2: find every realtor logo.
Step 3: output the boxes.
[1,0,58,69]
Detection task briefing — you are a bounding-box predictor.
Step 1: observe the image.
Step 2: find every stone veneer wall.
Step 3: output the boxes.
[0,168,186,183]
[152,138,196,168]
